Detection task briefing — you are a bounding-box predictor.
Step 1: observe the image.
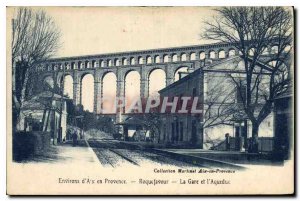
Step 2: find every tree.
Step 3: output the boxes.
[202,7,293,152]
[140,112,162,143]
[202,70,240,129]
[12,7,61,130]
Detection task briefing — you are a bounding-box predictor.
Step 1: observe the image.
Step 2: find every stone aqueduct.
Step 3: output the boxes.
[36,42,280,118]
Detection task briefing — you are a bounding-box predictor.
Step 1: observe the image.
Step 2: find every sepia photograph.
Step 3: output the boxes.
[6,6,295,195]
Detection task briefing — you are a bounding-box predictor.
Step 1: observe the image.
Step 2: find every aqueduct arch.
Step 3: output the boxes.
[36,41,281,121]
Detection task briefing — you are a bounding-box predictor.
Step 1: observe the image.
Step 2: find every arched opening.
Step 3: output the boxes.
[154,55,160,63]
[274,62,289,86]
[209,50,216,59]
[100,60,104,67]
[115,59,120,66]
[181,53,187,61]
[172,54,178,62]
[71,62,76,70]
[163,55,169,63]
[149,69,166,98]
[125,71,140,112]
[82,62,86,69]
[218,50,226,58]
[86,61,91,68]
[122,58,128,65]
[93,61,98,68]
[130,57,135,65]
[271,45,279,54]
[262,46,269,55]
[174,66,189,81]
[81,74,94,112]
[108,59,112,67]
[199,51,205,60]
[190,52,196,60]
[138,56,143,64]
[248,47,255,56]
[43,76,54,89]
[63,75,73,99]
[228,49,236,57]
[146,56,152,64]
[102,72,117,114]
[52,64,57,71]
[268,60,277,68]
[78,61,83,69]
[284,45,292,53]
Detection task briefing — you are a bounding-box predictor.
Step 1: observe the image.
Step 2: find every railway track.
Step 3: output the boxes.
[88,139,202,168]
[89,139,141,167]
[88,139,244,169]
[108,149,140,166]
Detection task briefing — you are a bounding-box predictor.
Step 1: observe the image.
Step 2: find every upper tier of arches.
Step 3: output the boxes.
[35,43,290,72]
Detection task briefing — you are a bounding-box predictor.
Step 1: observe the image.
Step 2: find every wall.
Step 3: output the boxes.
[159,69,204,148]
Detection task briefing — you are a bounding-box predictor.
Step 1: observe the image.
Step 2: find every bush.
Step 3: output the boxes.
[13,131,51,162]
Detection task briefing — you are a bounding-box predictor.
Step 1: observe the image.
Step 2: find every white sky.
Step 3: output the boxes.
[25,7,216,111]
[44,7,215,57]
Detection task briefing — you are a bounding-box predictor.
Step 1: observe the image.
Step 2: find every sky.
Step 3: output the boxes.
[45,7,216,58]
[11,7,217,111]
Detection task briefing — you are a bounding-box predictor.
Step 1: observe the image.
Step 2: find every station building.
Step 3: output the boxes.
[158,56,275,150]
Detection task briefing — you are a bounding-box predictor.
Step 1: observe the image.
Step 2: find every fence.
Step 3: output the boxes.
[212,136,274,153]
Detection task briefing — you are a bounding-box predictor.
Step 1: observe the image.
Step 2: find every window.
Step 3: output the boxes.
[180,122,184,141]
[192,88,197,96]
[175,121,179,142]
[171,123,175,142]
[236,85,246,103]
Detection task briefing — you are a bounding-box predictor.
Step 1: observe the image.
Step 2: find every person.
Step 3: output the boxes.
[225,133,230,151]
[72,130,78,147]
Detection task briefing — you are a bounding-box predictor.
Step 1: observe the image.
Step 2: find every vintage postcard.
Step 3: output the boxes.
[6,6,294,195]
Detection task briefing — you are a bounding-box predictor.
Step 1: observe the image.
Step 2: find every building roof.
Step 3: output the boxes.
[21,91,65,111]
